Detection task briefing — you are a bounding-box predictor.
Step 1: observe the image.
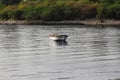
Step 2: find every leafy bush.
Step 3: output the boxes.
[107,4,120,19]
[0,5,16,19]
[89,0,100,2]
[1,5,18,12]
[8,10,23,20]
[41,5,64,21]
[115,0,120,4]
[96,5,107,19]
[79,4,97,19]
[0,0,21,5]
[0,11,9,19]
[22,6,42,20]
[63,6,75,19]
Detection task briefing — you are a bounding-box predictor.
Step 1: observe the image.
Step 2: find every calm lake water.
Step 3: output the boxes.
[0,25,120,80]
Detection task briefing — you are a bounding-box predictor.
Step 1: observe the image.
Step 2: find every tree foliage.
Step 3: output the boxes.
[0,0,120,20]
[0,0,21,5]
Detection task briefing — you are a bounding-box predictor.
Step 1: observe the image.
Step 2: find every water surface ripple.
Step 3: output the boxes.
[0,25,120,80]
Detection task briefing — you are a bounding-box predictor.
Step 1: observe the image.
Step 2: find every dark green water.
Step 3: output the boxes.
[0,25,120,80]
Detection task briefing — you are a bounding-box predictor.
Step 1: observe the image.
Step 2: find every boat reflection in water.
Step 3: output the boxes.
[55,40,68,46]
[49,40,68,46]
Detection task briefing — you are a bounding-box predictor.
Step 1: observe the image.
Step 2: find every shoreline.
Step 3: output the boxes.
[0,20,120,26]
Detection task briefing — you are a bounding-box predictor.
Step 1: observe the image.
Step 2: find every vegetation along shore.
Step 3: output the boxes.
[0,0,120,25]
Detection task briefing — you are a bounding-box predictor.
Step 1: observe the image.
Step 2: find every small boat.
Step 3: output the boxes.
[49,34,68,41]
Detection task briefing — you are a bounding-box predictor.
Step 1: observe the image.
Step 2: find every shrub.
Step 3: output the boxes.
[107,4,120,19]
[1,5,18,12]
[0,11,9,19]
[22,6,41,20]
[96,4,107,19]
[8,10,23,20]
[18,2,30,10]
[80,4,97,19]
[63,6,75,19]
[41,5,64,21]
[115,0,120,4]
[89,0,100,2]
[0,0,21,5]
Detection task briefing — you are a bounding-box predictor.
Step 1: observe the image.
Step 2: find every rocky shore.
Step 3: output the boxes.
[81,19,120,26]
[0,19,120,26]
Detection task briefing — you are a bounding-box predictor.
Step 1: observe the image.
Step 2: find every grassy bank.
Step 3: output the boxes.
[0,0,120,21]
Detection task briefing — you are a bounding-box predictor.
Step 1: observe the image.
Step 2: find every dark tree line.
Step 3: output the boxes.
[0,0,21,5]
[0,0,120,20]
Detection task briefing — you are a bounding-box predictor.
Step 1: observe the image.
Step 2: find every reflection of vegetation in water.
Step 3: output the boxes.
[0,0,120,20]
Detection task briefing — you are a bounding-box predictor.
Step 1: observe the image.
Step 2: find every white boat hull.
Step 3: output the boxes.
[49,35,68,41]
